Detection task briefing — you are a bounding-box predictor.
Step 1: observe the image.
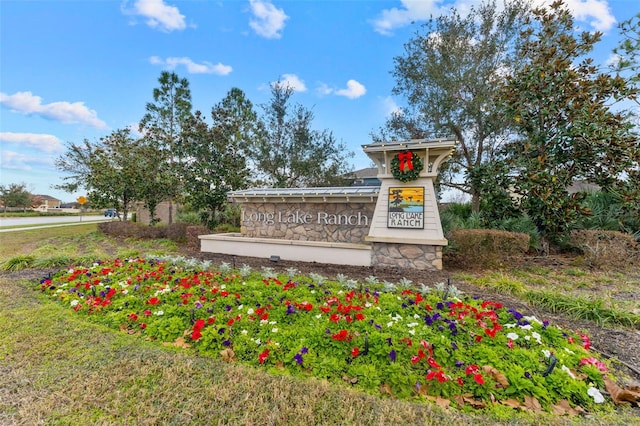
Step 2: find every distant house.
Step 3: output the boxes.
[33,194,61,210]
[351,167,381,186]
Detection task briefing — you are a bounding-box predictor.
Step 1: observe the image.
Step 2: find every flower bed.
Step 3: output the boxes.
[37,256,622,413]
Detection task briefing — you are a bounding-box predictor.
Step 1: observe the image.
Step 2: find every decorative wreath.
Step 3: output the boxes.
[391,150,423,182]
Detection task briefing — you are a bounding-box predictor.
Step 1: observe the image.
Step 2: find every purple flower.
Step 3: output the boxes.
[455,360,465,367]
[218,327,226,335]
[300,347,308,354]
[386,337,393,346]
[451,342,458,350]
[195,302,203,309]
[374,324,382,330]
[508,308,523,320]
[525,372,532,379]
[225,305,232,311]
[134,284,140,291]
[222,339,231,347]
[286,305,296,314]
[389,350,397,362]
[424,315,433,326]
[436,302,445,310]
[542,320,549,329]
[293,353,304,364]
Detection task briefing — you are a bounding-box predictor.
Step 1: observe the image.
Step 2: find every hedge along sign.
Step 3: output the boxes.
[242,209,370,227]
[387,187,424,229]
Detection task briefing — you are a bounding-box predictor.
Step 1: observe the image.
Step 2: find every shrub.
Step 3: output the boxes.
[570,230,639,270]
[447,229,530,269]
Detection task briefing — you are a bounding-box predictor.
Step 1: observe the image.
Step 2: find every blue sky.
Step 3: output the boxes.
[0,0,636,203]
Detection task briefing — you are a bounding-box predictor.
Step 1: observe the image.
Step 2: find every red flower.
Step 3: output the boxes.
[191,329,202,340]
[351,347,360,357]
[427,357,441,369]
[146,297,161,305]
[355,313,365,321]
[473,373,485,385]
[465,364,479,375]
[128,313,138,321]
[332,329,349,341]
[140,323,147,329]
[194,319,205,330]
[258,349,270,364]
[507,339,514,349]
[411,355,421,364]
[329,314,340,323]
[457,377,464,386]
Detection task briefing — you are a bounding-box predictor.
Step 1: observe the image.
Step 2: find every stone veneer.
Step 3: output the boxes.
[241,202,374,244]
[371,242,442,271]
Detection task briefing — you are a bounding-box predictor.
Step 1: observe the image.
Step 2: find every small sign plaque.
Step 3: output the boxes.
[387,187,424,229]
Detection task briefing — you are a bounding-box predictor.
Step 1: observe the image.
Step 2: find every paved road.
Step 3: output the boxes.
[0,215,116,232]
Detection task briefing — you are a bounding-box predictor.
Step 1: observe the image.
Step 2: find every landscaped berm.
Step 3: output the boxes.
[0,225,639,424]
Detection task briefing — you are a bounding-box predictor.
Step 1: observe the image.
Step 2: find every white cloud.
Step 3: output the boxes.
[561,0,616,32]
[371,0,441,35]
[149,56,233,75]
[0,132,64,153]
[131,0,186,32]
[381,96,402,117]
[0,150,53,171]
[0,91,107,129]
[371,0,617,35]
[272,74,307,92]
[249,0,288,39]
[335,80,367,99]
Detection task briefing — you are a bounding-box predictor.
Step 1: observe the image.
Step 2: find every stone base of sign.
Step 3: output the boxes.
[371,242,442,271]
[199,233,372,267]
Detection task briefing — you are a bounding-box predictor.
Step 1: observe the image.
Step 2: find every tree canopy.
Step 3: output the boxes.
[499,0,639,241]
[248,82,354,188]
[380,0,529,210]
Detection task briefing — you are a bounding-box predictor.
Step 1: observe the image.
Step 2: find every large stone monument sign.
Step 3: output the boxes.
[199,138,456,271]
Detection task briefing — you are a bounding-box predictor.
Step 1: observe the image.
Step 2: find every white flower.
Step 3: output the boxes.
[260,319,268,325]
[542,349,551,358]
[237,304,243,310]
[587,387,605,404]
[504,323,517,328]
[519,324,533,330]
[387,321,394,328]
[506,332,519,340]
[272,327,278,333]
[269,321,277,325]
[561,365,575,379]
[70,300,79,307]
[407,322,418,328]
[315,314,322,319]
[241,329,248,335]
[408,329,416,335]
[524,315,542,325]
[220,284,226,289]
[531,331,542,344]
[254,338,261,345]
[365,302,372,308]
[247,308,254,315]
[154,310,164,316]
[414,314,421,319]
[524,335,530,341]
[122,289,128,295]
[564,347,575,355]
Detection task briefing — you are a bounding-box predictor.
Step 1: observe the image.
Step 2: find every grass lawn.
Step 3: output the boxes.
[0,226,638,425]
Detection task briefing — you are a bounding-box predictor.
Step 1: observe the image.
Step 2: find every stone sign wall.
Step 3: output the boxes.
[240,202,375,244]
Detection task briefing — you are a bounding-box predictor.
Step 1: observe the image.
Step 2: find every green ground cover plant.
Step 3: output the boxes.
[36,255,623,414]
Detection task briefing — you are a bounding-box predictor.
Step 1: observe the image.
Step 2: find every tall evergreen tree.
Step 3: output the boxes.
[500,1,639,242]
[180,88,255,228]
[139,71,193,223]
[249,82,354,188]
